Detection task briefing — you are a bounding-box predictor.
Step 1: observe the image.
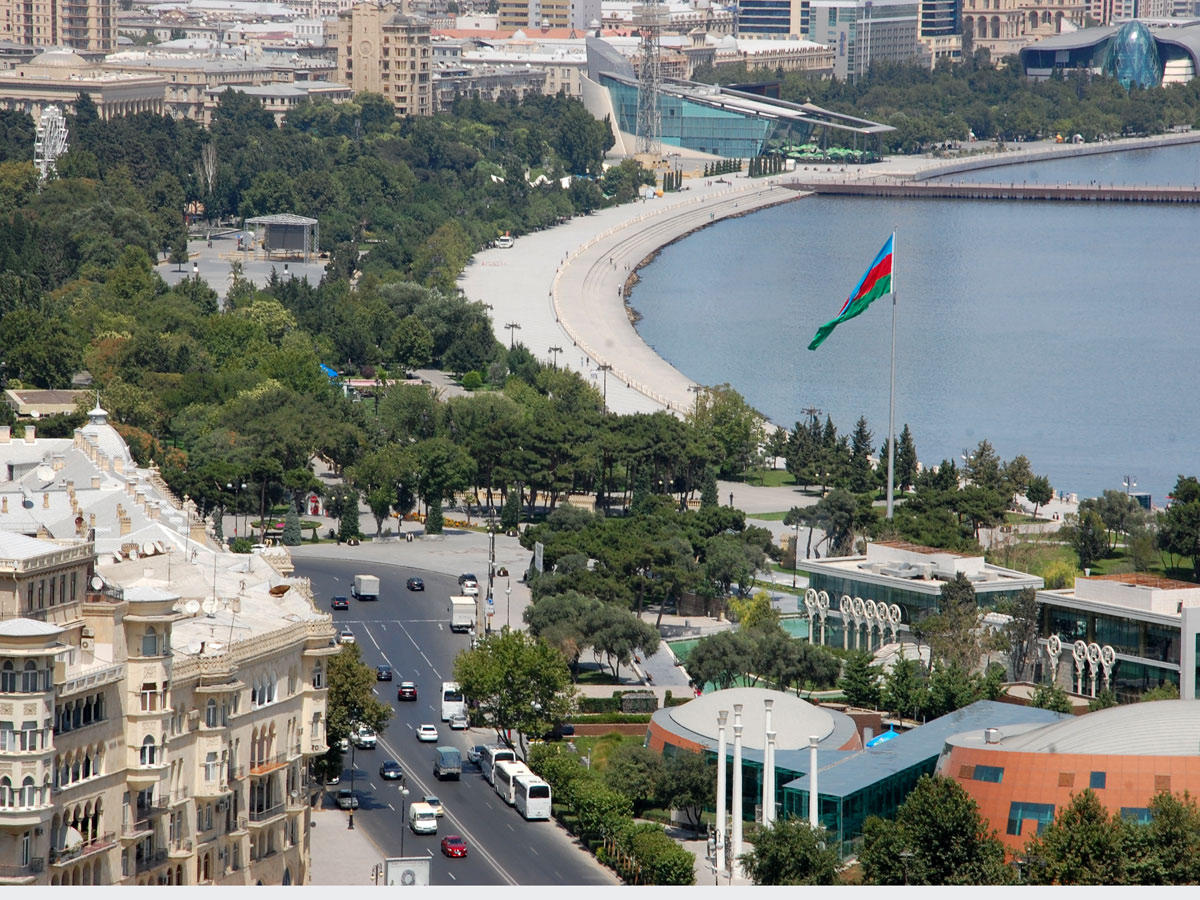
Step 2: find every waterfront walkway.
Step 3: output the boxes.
[791,180,1200,203]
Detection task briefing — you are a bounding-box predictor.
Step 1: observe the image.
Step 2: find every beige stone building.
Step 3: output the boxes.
[0,0,116,52]
[0,49,164,121]
[963,0,1085,57]
[0,409,335,886]
[330,0,431,116]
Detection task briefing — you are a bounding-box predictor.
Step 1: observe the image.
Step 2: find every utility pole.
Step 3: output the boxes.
[505,322,521,349]
[598,364,612,412]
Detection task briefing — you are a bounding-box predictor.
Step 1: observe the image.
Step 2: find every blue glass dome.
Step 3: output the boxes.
[1102,21,1161,88]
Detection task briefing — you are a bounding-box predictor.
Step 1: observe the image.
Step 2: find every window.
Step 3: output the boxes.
[0,661,14,693]
[142,628,159,657]
[1155,775,1171,793]
[204,751,220,782]
[141,683,158,712]
[206,700,218,727]
[1121,807,1153,824]
[20,775,35,807]
[21,661,38,693]
[1090,771,1106,790]
[1058,772,1075,788]
[972,765,1004,783]
[1006,801,1055,836]
[0,721,13,751]
[0,776,10,807]
[141,735,157,766]
[312,663,323,689]
[18,720,38,752]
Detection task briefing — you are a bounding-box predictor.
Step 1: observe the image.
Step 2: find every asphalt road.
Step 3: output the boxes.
[296,555,617,887]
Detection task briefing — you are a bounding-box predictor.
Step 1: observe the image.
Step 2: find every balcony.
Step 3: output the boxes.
[50,832,116,867]
[248,802,285,825]
[134,848,168,874]
[168,839,193,858]
[0,859,43,883]
[0,803,52,827]
[227,764,246,782]
[249,752,287,776]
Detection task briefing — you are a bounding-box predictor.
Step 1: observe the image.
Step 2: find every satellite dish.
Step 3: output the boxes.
[184,599,200,615]
[154,541,166,554]
[207,641,224,653]
[186,639,202,654]
[142,542,156,557]
[35,464,54,482]
[129,547,138,559]
[202,598,217,617]
[90,575,104,590]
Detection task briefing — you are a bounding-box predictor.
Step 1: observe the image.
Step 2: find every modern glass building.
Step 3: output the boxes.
[1020,19,1200,86]
[736,0,806,37]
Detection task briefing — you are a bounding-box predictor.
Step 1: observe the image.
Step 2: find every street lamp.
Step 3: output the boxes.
[398,783,411,856]
[506,580,512,630]
[792,516,801,588]
[347,742,357,830]
[548,345,562,368]
[505,321,521,349]
[227,482,247,538]
[598,364,612,411]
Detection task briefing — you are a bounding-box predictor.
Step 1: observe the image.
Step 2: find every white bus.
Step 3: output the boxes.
[514,774,552,820]
[440,682,466,722]
[493,760,532,806]
[480,745,516,786]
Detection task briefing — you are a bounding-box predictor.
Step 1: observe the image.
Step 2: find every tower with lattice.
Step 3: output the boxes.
[633,3,668,156]
[34,105,69,183]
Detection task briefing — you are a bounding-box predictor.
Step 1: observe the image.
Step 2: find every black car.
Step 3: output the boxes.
[379,760,403,780]
[376,665,393,681]
[397,681,417,701]
[331,595,349,610]
[406,577,424,591]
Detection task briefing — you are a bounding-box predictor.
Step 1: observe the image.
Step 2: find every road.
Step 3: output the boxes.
[296,555,617,887]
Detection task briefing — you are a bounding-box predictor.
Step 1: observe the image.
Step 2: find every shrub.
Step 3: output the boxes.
[462,371,483,391]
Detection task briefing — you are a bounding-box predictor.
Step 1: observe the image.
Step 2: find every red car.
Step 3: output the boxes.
[441,835,468,858]
[397,682,417,701]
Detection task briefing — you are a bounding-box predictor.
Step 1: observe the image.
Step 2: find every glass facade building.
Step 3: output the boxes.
[736,0,801,36]
[1102,20,1161,88]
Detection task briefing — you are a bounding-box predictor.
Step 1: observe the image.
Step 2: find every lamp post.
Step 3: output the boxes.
[505,322,521,349]
[398,783,411,855]
[506,580,512,630]
[598,364,611,411]
[548,345,562,368]
[348,742,357,830]
[227,481,247,537]
[792,516,801,588]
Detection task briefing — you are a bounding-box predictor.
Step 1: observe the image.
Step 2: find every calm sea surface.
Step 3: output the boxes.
[631,144,1200,504]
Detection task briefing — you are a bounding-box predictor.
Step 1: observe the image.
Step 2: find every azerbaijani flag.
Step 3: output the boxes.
[807,234,894,351]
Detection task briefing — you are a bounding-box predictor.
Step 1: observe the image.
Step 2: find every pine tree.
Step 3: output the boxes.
[849,416,875,494]
[282,502,302,545]
[338,492,361,543]
[501,486,520,530]
[700,466,719,509]
[426,499,444,534]
[896,424,919,492]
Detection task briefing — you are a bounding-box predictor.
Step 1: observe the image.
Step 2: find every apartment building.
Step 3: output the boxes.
[0,408,335,885]
[0,0,116,52]
[329,0,432,115]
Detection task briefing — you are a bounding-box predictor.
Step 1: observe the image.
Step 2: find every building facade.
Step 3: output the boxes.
[0,49,164,121]
[0,411,335,886]
[962,0,1086,59]
[496,0,600,31]
[735,0,808,37]
[806,0,922,80]
[330,0,432,115]
[0,0,115,52]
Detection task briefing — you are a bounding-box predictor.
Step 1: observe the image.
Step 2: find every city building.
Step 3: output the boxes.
[0,410,335,885]
[584,34,891,156]
[939,700,1200,854]
[963,0,1085,59]
[496,0,600,31]
[329,0,432,115]
[1036,573,1200,701]
[101,52,286,123]
[1019,18,1200,85]
[203,80,352,123]
[3,390,89,419]
[805,0,921,80]
[734,0,807,37]
[0,0,116,52]
[918,0,962,64]
[801,540,1043,653]
[433,62,548,110]
[0,49,165,121]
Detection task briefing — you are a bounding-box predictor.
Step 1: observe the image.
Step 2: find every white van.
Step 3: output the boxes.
[408,801,438,834]
[480,745,516,786]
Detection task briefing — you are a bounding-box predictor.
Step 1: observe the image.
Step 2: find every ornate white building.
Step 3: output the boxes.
[0,408,336,886]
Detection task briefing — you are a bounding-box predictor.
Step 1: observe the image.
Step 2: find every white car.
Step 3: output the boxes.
[351,725,377,749]
[424,795,444,817]
[338,628,355,645]
[448,713,468,730]
[461,580,479,596]
[416,724,438,742]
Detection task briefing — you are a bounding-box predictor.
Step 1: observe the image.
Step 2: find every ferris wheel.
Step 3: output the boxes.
[34,105,69,182]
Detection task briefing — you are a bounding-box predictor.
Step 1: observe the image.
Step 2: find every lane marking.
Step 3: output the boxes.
[392,619,442,678]
[447,872,456,881]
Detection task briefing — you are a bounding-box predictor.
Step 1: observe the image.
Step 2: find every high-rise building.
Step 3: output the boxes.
[0,0,116,52]
[330,1,432,116]
[496,0,601,32]
[735,0,809,37]
[806,0,921,80]
[0,410,335,885]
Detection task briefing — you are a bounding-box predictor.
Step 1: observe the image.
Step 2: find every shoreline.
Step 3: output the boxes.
[462,131,1188,423]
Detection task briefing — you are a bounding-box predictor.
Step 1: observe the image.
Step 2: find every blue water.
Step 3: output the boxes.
[631,145,1200,503]
[931,141,1200,186]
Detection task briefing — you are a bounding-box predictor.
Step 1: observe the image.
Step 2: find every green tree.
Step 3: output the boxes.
[1124,791,1200,885]
[686,383,765,478]
[1024,789,1126,885]
[603,744,663,814]
[1026,474,1053,520]
[999,586,1040,681]
[684,629,752,691]
[656,751,713,831]
[924,572,984,672]
[740,819,840,885]
[882,656,928,721]
[895,423,919,492]
[963,439,1003,492]
[337,487,362,542]
[323,642,394,775]
[282,501,302,545]
[1032,680,1072,713]
[1067,509,1108,571]
[839,651,881,709]
[859,775,1013,885]
[453,629,576,757]
[1158,475,1200,580]
[848,415,875,494]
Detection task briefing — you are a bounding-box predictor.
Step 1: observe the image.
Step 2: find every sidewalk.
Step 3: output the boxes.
[308,795,388,885]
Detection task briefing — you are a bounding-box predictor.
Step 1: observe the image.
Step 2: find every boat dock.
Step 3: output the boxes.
[786,180,1200,203]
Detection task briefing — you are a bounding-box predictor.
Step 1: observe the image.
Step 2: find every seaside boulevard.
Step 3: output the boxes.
[461,132,1200,426]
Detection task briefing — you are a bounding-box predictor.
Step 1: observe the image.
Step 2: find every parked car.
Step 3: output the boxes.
[336,789,358,810]
[331,595,349,610]
[325,773,340,786]
[376,664,393,681]
[379,760,403,780]
[441,835,468,858]
[448,712,468,730]
[416,724,438,742]
[397,682,417,701]
[406,577,424,591]
[423,795,443,817]
[460,579,479,596]
[457,573,478,586]
[351,724,377,749]
[338,628,355,645]
[466,745,487,766]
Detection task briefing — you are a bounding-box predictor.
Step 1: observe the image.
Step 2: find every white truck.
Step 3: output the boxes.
[351,574,380,602]
[449,596,475,633]
[408,801,439,834]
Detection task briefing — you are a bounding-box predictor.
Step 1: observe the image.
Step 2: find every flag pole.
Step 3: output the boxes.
[885,231,897,520]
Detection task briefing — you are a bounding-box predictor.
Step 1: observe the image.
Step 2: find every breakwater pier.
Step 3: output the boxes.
[786,179,1200,203]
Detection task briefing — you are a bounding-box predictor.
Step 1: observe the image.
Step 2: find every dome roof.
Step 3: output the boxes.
[29,49,89,69]
[979,699,1200,756]
[667,687,835,751]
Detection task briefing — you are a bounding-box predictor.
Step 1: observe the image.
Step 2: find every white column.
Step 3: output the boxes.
[762,698,775,826]
[808,735,820,829]
[731,704,744,863]
[716,709,728,875]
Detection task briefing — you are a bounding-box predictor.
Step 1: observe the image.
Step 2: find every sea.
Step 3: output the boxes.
[630,143,1200,505]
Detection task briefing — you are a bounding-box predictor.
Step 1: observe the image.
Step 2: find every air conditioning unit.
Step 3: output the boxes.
[80,637,94,652]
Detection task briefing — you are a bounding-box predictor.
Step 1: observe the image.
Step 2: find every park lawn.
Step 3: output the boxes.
[1004,512,1052,524]
[570,732,645,771]
[738,468,797,488]
[750,510,790,521]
